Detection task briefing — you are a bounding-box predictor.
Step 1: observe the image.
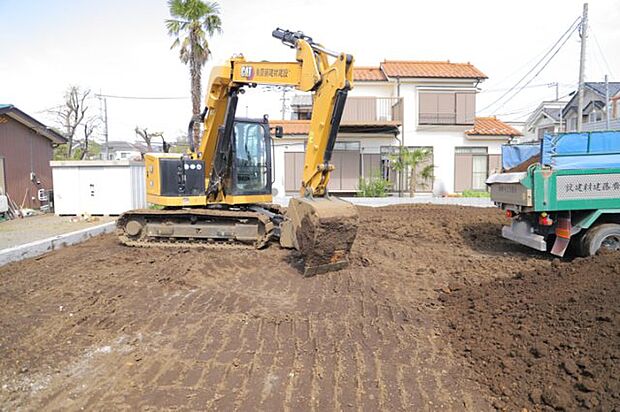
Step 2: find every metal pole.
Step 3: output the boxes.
[576,3,588,132]
[549,82,559,100]
[280,88,287,120]
[103,98,109,160]
[605,74,611,129]
[397,77,403,198]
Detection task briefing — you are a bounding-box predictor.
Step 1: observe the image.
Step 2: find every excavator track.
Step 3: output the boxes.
[117,205,282,249]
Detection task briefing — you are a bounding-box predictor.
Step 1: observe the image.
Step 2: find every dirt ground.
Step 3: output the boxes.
[0,215,115,250]
[0,205,617,411]
[441,251,620,410]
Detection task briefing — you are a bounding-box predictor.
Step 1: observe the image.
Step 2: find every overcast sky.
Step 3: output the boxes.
[1,0,619,144]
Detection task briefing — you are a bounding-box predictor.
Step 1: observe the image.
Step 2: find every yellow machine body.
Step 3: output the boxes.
[118,29,359,276]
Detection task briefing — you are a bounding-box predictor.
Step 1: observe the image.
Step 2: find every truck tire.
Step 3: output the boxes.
[580,223,620,256]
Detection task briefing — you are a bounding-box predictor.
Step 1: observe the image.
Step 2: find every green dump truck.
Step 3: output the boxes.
[487,130,620,257]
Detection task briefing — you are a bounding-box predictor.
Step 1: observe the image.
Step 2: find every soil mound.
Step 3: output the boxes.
[441,251,620,410]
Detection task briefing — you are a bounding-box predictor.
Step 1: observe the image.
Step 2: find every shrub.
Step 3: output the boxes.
[461,189,490,198]
[357,172,390,197]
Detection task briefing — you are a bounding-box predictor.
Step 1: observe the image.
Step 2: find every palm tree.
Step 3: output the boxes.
[390,148,434,197]
[166,0,222,148]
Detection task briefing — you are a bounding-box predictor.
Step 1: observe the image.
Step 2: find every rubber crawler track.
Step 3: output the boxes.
[116,206,282,249]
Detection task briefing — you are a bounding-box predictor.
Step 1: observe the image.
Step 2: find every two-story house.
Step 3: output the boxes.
[271,60,521,196]
[562,82,620,132]
[523,100,568,142]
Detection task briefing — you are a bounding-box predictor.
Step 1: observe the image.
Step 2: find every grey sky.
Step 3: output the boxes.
[1,0,618,144]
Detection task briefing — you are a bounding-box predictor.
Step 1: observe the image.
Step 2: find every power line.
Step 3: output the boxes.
[95,93,189,100]
[590,28,615,78]
[492,23,580,114]
[479,82,572,93]
[479,16,581,114]
[494,90,575,119]
[482,35,563,90]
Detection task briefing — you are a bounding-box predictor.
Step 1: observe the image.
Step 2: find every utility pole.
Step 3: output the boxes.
[549,82,559,100]
[103,97,109,160]
[397,77,403,198]
[605,74,611,129]
[576,3,588,132]
[96,92,110,160]
[280,87,289,120]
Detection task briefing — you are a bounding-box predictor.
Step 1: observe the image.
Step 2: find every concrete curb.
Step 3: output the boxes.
[273,196,495,208]
[341,197,495,208]
[0,221,117,267]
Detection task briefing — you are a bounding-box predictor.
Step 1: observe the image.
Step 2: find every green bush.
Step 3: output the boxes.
[357,172,390,197]
[461,189,490,198]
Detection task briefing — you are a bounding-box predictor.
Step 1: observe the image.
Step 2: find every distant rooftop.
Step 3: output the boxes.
[585,82,620,97]
[0,104,67,144]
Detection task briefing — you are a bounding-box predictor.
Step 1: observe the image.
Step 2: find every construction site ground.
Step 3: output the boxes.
[0,215,116,250]
[0,205,617,411]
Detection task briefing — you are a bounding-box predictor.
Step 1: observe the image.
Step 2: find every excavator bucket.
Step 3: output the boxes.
[281,197,359,276]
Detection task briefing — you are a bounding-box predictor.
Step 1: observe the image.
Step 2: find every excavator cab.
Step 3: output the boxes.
[226,118,272,197]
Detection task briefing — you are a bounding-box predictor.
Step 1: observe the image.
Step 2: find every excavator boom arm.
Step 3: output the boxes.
[196,28,354,200]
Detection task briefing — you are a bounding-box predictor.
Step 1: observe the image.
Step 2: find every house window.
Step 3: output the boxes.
[537,126,554,140]
[418,91,475,125]
[454,147,488,192]
[293,108,312,120]
[334,141,360,151]
[588,110,603,123]
[567,117,577,131]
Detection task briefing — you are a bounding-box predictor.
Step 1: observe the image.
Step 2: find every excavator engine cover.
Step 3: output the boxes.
[282,197,359,276]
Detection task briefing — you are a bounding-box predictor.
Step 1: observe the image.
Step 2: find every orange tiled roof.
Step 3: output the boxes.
[381,60,487,79]
[465,117,522,136]
[269,120,310,135]
[354,60,487,81]
[353,67,387,81]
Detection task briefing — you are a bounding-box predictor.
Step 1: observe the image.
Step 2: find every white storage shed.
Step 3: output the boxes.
[51,160,146,215]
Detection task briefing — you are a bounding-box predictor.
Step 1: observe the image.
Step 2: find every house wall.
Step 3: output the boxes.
[582,118,620,132]
[272,134,396,196]
[351,79,505,193]
[0,116,54,208]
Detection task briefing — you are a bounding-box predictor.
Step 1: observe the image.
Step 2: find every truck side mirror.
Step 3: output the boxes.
[273,126,284,139]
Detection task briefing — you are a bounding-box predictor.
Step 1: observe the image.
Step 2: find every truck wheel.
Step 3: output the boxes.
[581,223,620,256]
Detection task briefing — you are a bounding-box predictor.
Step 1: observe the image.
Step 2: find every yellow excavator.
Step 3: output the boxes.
[117,29,359,276]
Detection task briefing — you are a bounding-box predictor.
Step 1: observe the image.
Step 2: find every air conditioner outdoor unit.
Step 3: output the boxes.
[38,189,48,202]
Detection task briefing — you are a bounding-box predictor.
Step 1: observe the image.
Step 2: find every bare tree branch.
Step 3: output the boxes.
[48,86,93,158]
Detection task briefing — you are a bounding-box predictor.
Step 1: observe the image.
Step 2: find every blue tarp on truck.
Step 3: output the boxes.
[501,143,540,170]
[502,131,620,171]
[542,131,620,169]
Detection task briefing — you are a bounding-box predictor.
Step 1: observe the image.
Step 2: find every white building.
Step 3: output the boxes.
[271,60,521,196]
[523,101,567,142]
